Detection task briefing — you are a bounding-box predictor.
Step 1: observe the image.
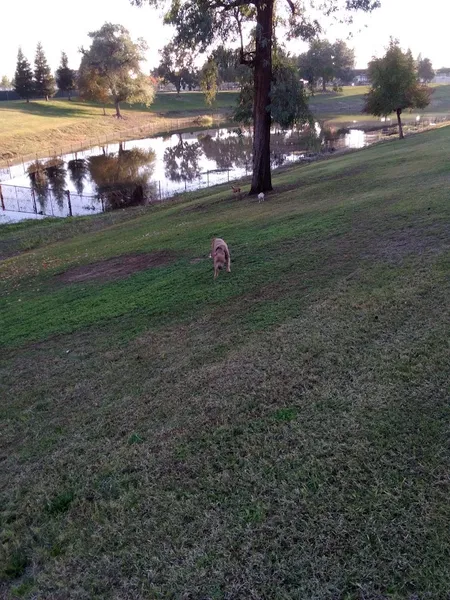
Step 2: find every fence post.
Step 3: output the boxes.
[66,190,72,217]
[159,181,161,201]
[31,187,37,213]
[0,185,4,211]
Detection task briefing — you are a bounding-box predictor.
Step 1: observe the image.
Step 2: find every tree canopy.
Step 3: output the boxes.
[363,39,431,139]
[298,39,355,92]
[155,43,198,93]
[14,48,34,102]
[34,42,56,100]
[79,22,155,117]
[235,50,312,131]
[210,46,245,84]
[0,75,11,90]
[131,0,379,193]
[417,56,435,83]
[56,52,77,100]
[200,58,219,105]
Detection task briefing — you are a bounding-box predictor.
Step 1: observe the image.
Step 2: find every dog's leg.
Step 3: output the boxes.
[226,250,231,273]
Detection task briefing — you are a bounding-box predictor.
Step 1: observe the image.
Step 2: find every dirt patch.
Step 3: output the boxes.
[57,251,177,284]
[190,257,208,264]
[362,223,450,264]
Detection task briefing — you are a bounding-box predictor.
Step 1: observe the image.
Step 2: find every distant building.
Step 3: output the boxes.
[352,69,369,85]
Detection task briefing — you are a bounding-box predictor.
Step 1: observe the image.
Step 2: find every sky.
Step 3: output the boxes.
[1,0,449,78]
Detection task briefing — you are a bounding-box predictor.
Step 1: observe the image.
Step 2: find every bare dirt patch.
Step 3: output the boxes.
[190,257,208,264]
[57,251,177,284]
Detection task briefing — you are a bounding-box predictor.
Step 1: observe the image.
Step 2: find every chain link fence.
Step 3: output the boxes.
[0,165,243,219]
[0,114,229,179]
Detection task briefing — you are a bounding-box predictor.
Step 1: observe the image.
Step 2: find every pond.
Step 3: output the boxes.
[0,124,383,222]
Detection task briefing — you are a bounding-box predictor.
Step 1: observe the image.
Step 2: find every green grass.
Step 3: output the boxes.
[309,84,450,126]
[2,85,450,165]
[0,92,238,162]
[1,126,450,599]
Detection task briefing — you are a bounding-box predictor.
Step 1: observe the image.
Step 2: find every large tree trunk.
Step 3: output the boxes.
[396,108,404,139]
[250,0,274,195]
[115,100,122,118]
[322,78,327,92]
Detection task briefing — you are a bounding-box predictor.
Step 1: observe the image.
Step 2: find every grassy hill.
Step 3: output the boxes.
[2,85,450,166]
[1,126,449,599]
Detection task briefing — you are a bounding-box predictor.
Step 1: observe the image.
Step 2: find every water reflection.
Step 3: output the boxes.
[10,123,376,219]
[164,135,202,183]
[27,145,157,211]
[88,144,157,210]
[199,132,252,171]
[46,159,67,208]
[28,161,50,212]
[68,158,88,195]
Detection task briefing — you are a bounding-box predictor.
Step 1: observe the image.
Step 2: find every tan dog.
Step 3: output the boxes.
[210,237,231,279]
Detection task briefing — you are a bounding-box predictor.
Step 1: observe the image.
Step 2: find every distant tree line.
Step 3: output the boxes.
[6,35,441,107]
[12,44,76,102]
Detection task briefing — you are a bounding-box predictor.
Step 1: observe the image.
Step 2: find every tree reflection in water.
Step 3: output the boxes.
[88,143,157,210]
[46,159,67,208]
[28,161,50,212]
[28,158,67,211]
[198,131,253,171]
[68,158,89,196]
[163,134,202,182]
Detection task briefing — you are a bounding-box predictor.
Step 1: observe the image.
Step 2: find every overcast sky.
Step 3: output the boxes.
[1,0,449,77]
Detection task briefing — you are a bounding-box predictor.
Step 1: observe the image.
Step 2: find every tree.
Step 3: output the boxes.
[200,58,219,105]
[234,50,311,130]
[156,43,197,94]
[131,0,379,194]
[13,48,34,102]
[79,22,155,118]
[417,56,435,83]
[298,39,355,92]
[0,75,11,90]
[211,46,244,84]
[34,43,56,100]
[56,52,77,100]
[364,40,431,139]
[332,40,355,84]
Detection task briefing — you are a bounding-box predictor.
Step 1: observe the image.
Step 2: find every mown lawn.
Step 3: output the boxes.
[0,93,238,162]
[0,126,449,599]
[309,84,450,126]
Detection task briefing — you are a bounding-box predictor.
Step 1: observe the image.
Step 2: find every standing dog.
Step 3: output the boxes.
[210,237,231,279]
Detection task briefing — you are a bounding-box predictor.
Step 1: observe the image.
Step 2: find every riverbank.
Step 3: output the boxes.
[0,92,238,168]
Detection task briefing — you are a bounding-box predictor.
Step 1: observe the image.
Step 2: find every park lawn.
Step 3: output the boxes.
[0,92,238,163]
[309,83,450,126]
[0,125,450,599]
[2,85,450,164]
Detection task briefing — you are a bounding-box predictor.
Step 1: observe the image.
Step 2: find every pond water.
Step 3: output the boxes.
[0,124,383,222]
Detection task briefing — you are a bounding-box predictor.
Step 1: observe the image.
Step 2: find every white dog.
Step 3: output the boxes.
[258,192,265,203]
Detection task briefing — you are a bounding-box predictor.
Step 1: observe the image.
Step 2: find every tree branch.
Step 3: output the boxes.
[285,0,296,15]
[209,0,252,10]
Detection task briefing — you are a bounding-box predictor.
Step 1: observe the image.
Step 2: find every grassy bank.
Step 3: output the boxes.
[2,85,450,169]
[1,124,450,599]
[0,92,238,164]
[310,84,450,126]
